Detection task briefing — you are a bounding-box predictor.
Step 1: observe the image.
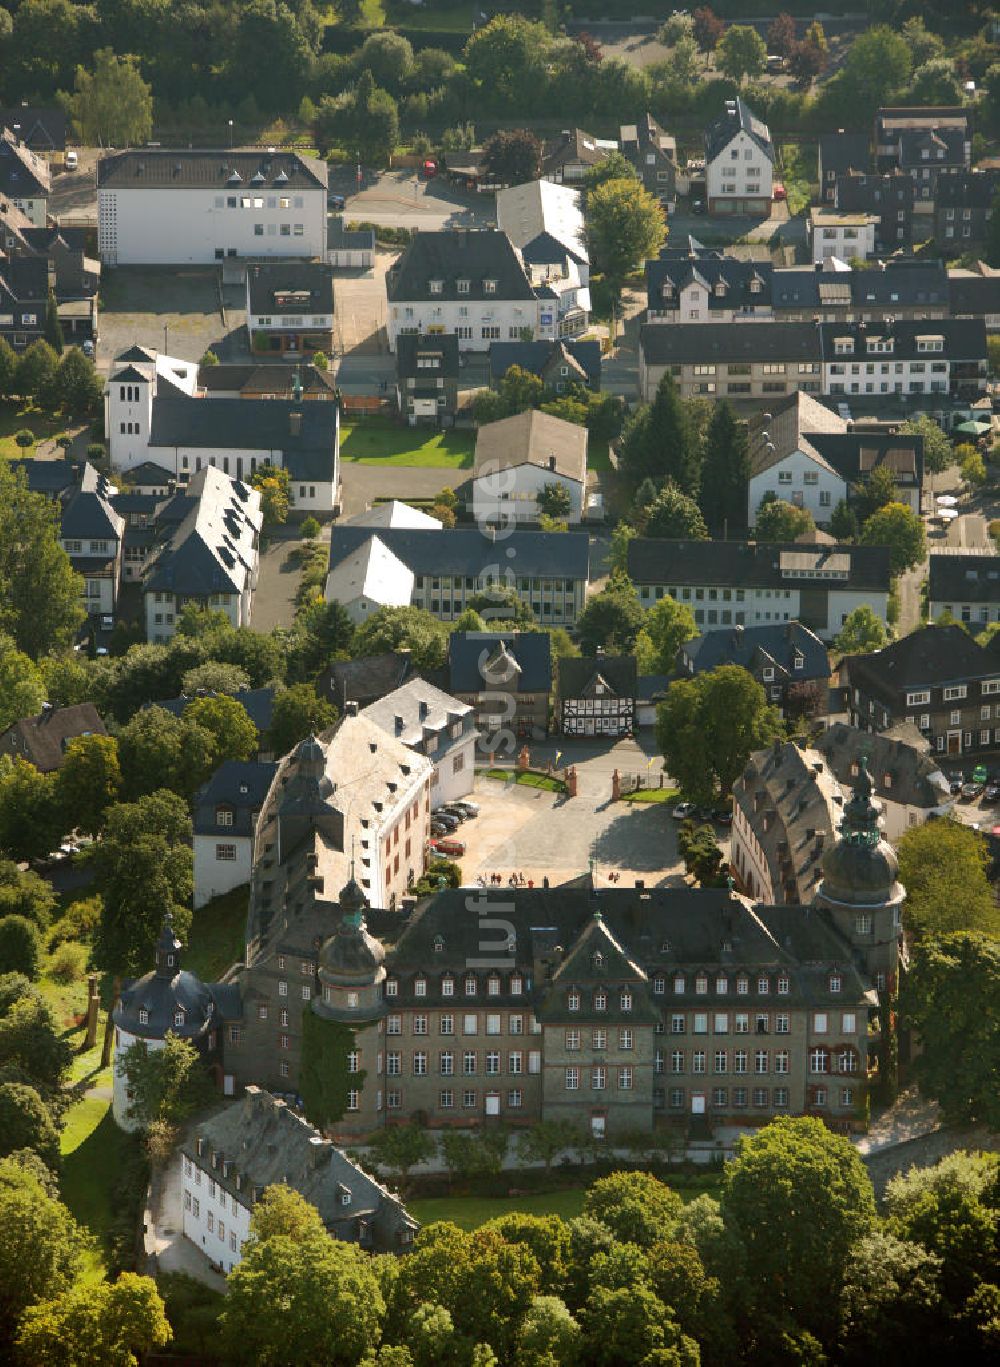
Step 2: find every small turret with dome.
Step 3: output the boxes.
[315,869,387,1021]
[815,755,905,983]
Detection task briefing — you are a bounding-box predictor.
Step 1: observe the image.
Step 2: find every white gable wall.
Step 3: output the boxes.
[749,450,846,527]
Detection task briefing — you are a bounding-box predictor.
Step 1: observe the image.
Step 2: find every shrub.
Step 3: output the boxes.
[47,895,103,949]
[14,429,33,449]
[312,352,329,371]
[48,940,89,984]
[86,442,107,464]
[0,916,41,979]
[200,349,219,367]
[300,516,321,540]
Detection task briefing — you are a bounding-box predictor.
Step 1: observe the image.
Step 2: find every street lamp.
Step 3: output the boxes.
[163,325,168,355]
[228,119,234,150]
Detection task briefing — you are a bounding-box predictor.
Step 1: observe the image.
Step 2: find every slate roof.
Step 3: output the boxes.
[557,654,637,700]
[645,253,773,313]
[246,260,333,316]
[362,678,475,757]
[124,460,174,488]
[395,331,460,381]
[627,538,892,592]
[0,129,50,199]
[949,272,1000,318]
[150,393,338,482]
[386,229,536,303]
[8,457,75,498]
[97,148,326,192]
[143,466,262,598]
[319,651,415,712]
[447,631,552,694]
[328,216,376,251]
[327,525,590,582]
[705,97,773,165]
[637,673,671,703]
[682,621,830,682]
[818,317,986,362]
[936,169,999,209]
[60,463,123,542]
[193,759,278,838]
[473,408,587,483]
[197,364,338,398]
[488,338,601,387]
[640,321,821,365]
[541,128,611,175]
[847,624,999,696]
[325,536,414,610]
[734,741,846,904]
[928,554,1000,605]
[183,1087,417,1248]
[151,687,276,736]
[0,254,50,306]
[0,106,66,152]
[897,127,967,170]
[818,131,870,182]
[0,703,107,773]
[815,722,951,811]
[876,106,970,140]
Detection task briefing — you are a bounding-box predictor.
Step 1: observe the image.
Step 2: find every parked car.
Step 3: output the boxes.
[81,339,95,358]
[430,819,449,837]
[451,801,479,818]
[672,801,695,821]
[440,805,468,822]
[65,149,78,171]
[432,809,459,830]
[713,806,733,826]
[984,781,1000,803]
[772,181,786,202]
[431,837,466,858]
[948,771,963,795]
[961,779,985,800]
[328,192,346,210]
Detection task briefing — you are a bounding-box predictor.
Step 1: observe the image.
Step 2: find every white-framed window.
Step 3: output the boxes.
[565,1066,580,1090]
[814,1012,828,1033]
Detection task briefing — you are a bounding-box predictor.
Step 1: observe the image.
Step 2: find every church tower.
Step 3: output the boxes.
[313,875,387,1140]
[814,756,905,992]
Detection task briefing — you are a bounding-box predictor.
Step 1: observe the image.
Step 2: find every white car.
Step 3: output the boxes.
[65,149,78,171]
[671,801,695,821]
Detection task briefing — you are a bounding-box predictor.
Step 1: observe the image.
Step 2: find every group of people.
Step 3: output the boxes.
[477,871,543,888]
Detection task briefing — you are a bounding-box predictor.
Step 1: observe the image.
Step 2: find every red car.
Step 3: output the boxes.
[420,159,438,179]
[431,837,465,858]
[773,182,786,202]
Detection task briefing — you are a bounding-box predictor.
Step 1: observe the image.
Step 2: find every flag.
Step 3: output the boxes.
[554,751,563,768]
[646,755,655,769]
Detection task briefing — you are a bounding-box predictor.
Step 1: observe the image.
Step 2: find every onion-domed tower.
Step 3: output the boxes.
[814,756,905,988]
[313,875,387,1139]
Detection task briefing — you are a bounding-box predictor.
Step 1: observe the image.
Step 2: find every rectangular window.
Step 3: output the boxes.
[618,1066,633,1090]
[565,1067,580,1090]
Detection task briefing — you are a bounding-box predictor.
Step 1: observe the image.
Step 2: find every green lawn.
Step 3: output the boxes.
[184,884,249,982]
[778,141,817,219]
[409,1187,588,1230]
[623,787,680,805]
[588,439,612,474]
[0,403,65,459]
[60,1098,142,1282]
[481,768,567,793]
[340,421,475,469]
[387,0,474,30]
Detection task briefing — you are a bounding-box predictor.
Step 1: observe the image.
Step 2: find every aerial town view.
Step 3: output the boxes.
[0,0,999,1361]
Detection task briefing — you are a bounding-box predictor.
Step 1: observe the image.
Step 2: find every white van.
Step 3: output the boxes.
[65,149,78,171]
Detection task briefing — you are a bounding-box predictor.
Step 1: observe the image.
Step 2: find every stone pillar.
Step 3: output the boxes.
[518,745,530,773]
[85,974,100,1050]
[566,766,578,798]
[611,769,621,802]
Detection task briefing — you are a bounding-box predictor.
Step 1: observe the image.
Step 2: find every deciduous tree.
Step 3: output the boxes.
[843,25,912,108]
[897,819,999,940]
[0,636,47,729]
[0,1081,60,1171]
[267,684,336,757]
[118,1032,214,1129]
[515,1119,586,1172]
[17,1271,172,1366]
[584,178,665,311]
[183,693,258,765]
[0,915,41,979]
[643,482,708,540]
[721,1116,877,1341]
[250,464,291,524]
[482,128,542,186]
[693,6,725,55]
[634,594,698,674]
[0,990,71,1091]
[57,732,121,836]
[716,24,766,84]
[754,494,815,542]
[0,463,84,657]
[902,934,1000,1132]
[656,665,781,802]
[860,501,926,574]
[583,1171,683,1248]
[117,707,215,801]
[839,1230,944,1366]
[900,413,952,477]
[537,482,572,519]
[575,574,645,654]
[0,757,61,863]
[54,346,104,415]
[0,1156,88,1341]
[834,604,888,656]
[68,47,153,145]
[766,12,796,57]
[353,606,450,671]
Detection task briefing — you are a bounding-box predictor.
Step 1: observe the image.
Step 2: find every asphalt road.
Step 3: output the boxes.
[332,168,496,231]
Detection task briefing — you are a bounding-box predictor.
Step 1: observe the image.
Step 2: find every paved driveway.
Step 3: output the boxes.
[98,267,248,366]
[452,737,713,888]
[332,168,495,231]
[252,531,310,632]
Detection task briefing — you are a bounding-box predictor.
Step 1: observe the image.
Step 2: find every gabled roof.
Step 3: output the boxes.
[473,409,587,484]
[640,321,821,365]
[60,463,124,542]
[197,363,338,398]
[683,621,830,681]
[847,624,999,695]
[557,654,637,700]
[447,631,552,695]
[541,128,611,173]
[246,260,333,316]
[327,525,590,583]
[646,253,773,313]
[628,537,891,593]
[928,553,1000,606]
[8,457,75,498]
[143,466,262,598]
[815,722,951,811]
[362,677,474,752]
[125,460,174,488]
[318,652,414,712]
[0,107,66,152]
[0,703,107,773]
[149,393,338,482]
[488,338,601,387]
[817,317,986,362]
[0,129,50,199]
[818,131,870,181]
[342,501,442,531]
[897,126,967,169]
[497,180,587,266]
[325,536,414,609]
[194,759,279,837]
[97,148,326,192]
[151,686,276,736]
[387,229,536,304]
[705,97,773,165]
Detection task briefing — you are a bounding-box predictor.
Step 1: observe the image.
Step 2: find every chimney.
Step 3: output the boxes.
[548,455,556,471]
[345,700,358,717]
[394,714,403,735]
[308,1136,329,1169]
[419,700,429,720]
[289,411,302,437]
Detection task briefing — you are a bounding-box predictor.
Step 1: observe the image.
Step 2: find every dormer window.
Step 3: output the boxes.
[714,281,726,296]
[594,990,607,1011]
[216,807,234,826]
[673,974,685,994]
[433,936,444,953]
[829,973,842,994]
[441,974,455,996]
[457,279,470,294]
[487,974,500,996]
[834,338,854,355]
[568,989,581,1011]
[750,277,762,294]
[620,990,632,1012]
[483,279,497,294]
[464,973,477,996]
[174,1010,185,1027]
[385,978,398,997]
[414,976,427,997]
[429,280,443,295]
[510,973,523,995]
[138,1007,149,1025]
[794,655,803,670]
[592,951,604,970]
[661,281,674,298]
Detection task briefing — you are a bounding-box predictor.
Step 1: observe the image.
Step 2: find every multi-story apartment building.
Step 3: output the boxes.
[928,554,1000,629]
[817,130,870,205]
[679,621,830,717]
[385,229,541,353]
[58,462,125,618]
[620,113,678,208]
[704,97,774,215]
[496,180,590,338]
[835,169,914,253]
[627,538,892,641]
[0,127,49,225]
[325,525,591,628]
[846,624,1000,759]
[874,106,971,214]
[638,321,822,402]
[361,678,479,807]
[244,260,334,357]
[820,318,988,402]
[645,248,774,325]
[934,170,1000,253]
[97,149,328,266]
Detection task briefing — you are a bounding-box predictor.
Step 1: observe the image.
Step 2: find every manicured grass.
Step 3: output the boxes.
[778,141,817,219]
[0,403,64,459]
[184,884,249,982]
[60,1098,142,1281]
[387,0,475,30]
[623,787,680,805]
[409,1187,589,1230]
[481,768,567,793]
[588,439,612,473]
[340,421,475,469]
